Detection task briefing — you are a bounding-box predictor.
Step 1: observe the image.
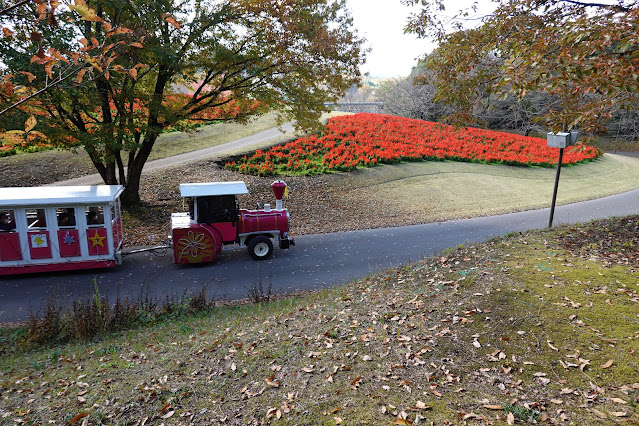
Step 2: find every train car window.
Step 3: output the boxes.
[56,207,76,228]
[26,208,47,229]
[85,206,104,226]
[0,209,16,232]
[196,195,237,224]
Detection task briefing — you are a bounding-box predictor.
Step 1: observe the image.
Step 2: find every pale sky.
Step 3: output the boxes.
[346,0,495,78]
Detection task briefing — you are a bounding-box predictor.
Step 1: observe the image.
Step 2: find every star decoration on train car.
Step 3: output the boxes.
[88,231,106,247]
[63,231,76,245]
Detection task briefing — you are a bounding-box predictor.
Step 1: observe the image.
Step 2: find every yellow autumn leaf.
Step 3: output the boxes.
[19,71,35,82]
[24,115,37,132]
[69,1,103,22]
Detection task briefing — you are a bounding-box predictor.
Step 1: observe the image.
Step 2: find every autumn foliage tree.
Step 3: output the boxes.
[0,1,136,126]
[403,0,639,134]
[1,0,364,204]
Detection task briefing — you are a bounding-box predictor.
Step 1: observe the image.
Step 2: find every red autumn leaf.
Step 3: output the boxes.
[163,14,181,29]
[69,412,89,423]
[30,31,43,43]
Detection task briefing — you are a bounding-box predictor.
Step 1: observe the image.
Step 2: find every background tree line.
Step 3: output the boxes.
[376,61,639,142]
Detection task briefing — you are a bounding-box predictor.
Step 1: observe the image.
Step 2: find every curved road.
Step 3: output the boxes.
[1,185,638,323]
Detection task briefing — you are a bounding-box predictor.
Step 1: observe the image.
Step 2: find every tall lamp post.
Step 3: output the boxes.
[547,131,580,228]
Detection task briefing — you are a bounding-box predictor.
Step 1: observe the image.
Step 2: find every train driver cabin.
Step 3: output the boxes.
[0,185,124,275]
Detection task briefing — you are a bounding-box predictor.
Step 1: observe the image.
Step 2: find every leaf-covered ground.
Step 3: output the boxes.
[1,217,638,425]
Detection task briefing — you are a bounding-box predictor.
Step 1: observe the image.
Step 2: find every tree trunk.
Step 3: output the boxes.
[119,63,172,205]
[119,132,159,206]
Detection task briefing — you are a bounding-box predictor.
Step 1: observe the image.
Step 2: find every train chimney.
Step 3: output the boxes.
[271,180,287,211]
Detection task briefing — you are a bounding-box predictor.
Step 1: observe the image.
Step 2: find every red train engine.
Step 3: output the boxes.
[171,180,295,264]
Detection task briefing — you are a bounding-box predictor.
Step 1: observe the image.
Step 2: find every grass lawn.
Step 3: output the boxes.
[326,153,639,223]
[1,218,638,424]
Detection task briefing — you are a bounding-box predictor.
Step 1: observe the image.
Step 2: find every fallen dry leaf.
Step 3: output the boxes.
[591,408,607,419]
[415,400,430,410]
[507,412,515,425]
[266,407,277,418]
[351,376,362,388]
[391,419,412,425]
[601,359,614,369]
[482,404,502,410]
[609,411,628,417]
[265,375,280,388]
[69,413,88,424]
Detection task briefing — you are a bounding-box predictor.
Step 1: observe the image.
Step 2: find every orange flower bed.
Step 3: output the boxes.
[226,113,601,176]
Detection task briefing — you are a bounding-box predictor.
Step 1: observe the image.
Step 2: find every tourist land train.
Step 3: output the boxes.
[0,181,295,276]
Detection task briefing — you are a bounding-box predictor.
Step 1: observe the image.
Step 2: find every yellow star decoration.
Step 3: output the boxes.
[33,235,45,246]
[89,230,106,247]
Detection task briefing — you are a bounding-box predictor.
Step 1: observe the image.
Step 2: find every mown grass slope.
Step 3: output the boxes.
[1,217,637,425]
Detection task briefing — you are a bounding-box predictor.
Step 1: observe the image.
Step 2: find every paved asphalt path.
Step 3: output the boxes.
[1,186,638,323]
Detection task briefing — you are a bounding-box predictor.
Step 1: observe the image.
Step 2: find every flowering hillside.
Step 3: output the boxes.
[225,113,601,176]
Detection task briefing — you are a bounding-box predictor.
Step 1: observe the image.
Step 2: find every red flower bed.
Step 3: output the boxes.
[226,113,601,176]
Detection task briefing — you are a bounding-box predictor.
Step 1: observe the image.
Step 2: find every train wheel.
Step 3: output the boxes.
[248,235,273,260]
